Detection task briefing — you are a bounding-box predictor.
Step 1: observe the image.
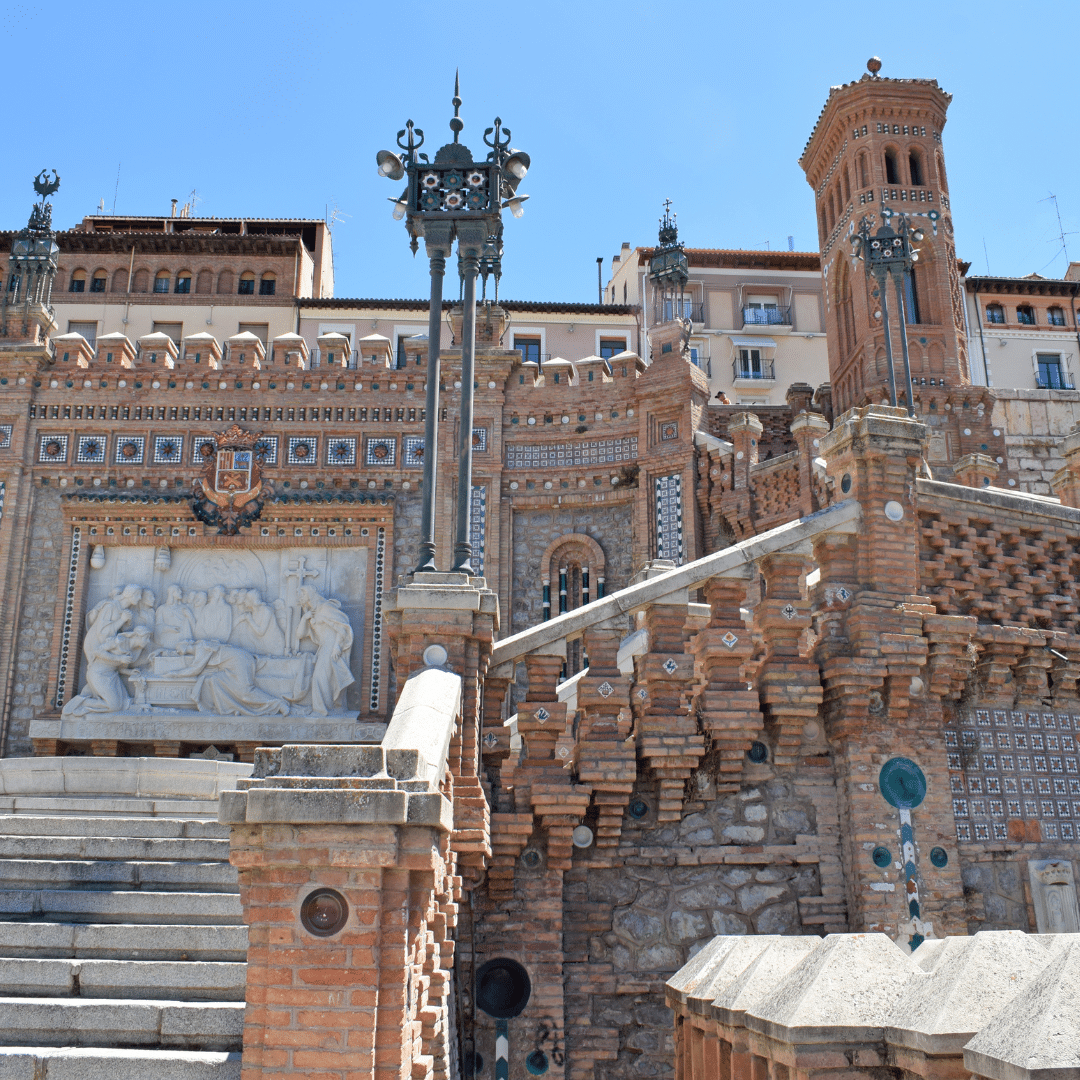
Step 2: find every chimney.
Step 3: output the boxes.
[170,199,177,218]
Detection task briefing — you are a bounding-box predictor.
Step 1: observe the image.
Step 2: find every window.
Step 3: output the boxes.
[152,322,183,347]
[259,273,276,296]
[238,273,255,295]
[857,151,869,188]
[153,271,170,293]
[514,336,541,364]
[908,148,924,186]
[175,272,192,294]
[1017,305,1036,325]
[68,321,97,348]
[7,274,19,294]
[737,348,770,378]
[1037,353,1071,389]
[986,304,1005,324]
[842,165,850,202]
[884,148,899,185]
[599,338,626,359]
[238,323,269,347]
[69,270,86,293]
[90,270,107,293]
[1048,306,1067,326]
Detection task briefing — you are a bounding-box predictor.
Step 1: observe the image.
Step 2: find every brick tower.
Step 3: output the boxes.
[799,60,970,419]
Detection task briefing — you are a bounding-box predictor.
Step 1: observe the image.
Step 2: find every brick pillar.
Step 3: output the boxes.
[576,621,635,847]
[1051,423,1080,506]
[790,411,831,517]
[384,571,499,883]
[756,552,821,768]
[634,600,705,821]
[724,413,763,540]
[952,452,1000,489]
[222,741,459,1080]
[692,574,763,793]
[814,405,967,936]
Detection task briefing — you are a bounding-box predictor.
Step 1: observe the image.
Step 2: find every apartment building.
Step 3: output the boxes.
[606,240,829,405]
[2,212,333,359]
[965,264,1080,390]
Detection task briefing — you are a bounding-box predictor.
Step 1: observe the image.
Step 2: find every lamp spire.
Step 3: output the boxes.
[450,69,463,143]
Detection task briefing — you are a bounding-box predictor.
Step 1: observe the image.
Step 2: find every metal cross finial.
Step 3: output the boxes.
[450,70,463,143]
[662,198,672,215]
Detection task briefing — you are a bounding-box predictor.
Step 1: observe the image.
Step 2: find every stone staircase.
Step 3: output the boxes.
[0,757,250,1079]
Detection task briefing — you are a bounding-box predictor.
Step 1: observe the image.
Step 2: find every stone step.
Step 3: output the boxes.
[0,922,248,961]
[0,861,238,894]
[0,817,228,840]
[0,797,222,818]
[0,958,246,1001]
[0,1046,240,1079]
[0,890,243,925]
[0,835,230,863]
[0,997,243,1051]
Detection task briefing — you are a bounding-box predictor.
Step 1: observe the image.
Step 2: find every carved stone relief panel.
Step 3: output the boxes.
[65,545,368,720]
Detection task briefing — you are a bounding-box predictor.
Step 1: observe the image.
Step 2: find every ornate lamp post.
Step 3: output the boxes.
[851,210,925,417]
[376,77,530,575]
[2,171,61,332]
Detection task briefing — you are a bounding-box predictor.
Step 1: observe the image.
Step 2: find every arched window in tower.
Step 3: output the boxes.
[908,147,925,186]
[842,165,850,202]
[837,259,856,358]
[827,191,835,232]
[858,151,869,189]
[936,152,948,192]
[884,148,900,185]
[819,205,828,239]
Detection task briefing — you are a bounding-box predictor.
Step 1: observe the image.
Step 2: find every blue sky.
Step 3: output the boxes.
[4,0,1078,301]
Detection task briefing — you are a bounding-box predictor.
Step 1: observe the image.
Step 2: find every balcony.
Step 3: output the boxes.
[1036,370,1074,390]
[741,306,791,328]
[732,358,775,382]
[654,300,704,325]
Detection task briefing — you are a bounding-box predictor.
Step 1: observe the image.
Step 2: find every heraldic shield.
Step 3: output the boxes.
[191,426,270,535]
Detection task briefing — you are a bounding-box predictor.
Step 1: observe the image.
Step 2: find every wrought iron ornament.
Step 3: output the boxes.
[3,171,62,322]
[850,211,925,415]
[375,75,531,574]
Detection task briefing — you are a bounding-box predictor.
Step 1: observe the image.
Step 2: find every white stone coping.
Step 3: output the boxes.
[962,936,1080,1080]
[382,667,462,786]
[0,757,252,800]
[918,476,1080,524]
[489,499,860,668]
[886,930,1061,1056]
[668,932,1080,1077]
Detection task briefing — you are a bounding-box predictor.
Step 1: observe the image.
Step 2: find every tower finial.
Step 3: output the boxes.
[867,56,882,76]
[450,70,463,143]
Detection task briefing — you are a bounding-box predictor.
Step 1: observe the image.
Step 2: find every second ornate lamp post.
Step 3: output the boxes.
[851,211,925,417]
[376,76,531,575]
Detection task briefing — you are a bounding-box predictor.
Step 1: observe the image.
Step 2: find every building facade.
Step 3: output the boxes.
[0,58,1078,1080]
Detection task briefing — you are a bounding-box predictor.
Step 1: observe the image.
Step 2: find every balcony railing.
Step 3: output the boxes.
[732,358,775,381]
[1037,370,1074,390]
[654,300,704,324]
[741,306,791,327]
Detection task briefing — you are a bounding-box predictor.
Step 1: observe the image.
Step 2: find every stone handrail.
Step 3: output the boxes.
[489,499,861,669]
[381,666,463,786]
[916,476,1080,524]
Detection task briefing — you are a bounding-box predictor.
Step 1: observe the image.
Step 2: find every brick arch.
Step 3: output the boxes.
[541,532,606,585]
[195,268,213,294]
